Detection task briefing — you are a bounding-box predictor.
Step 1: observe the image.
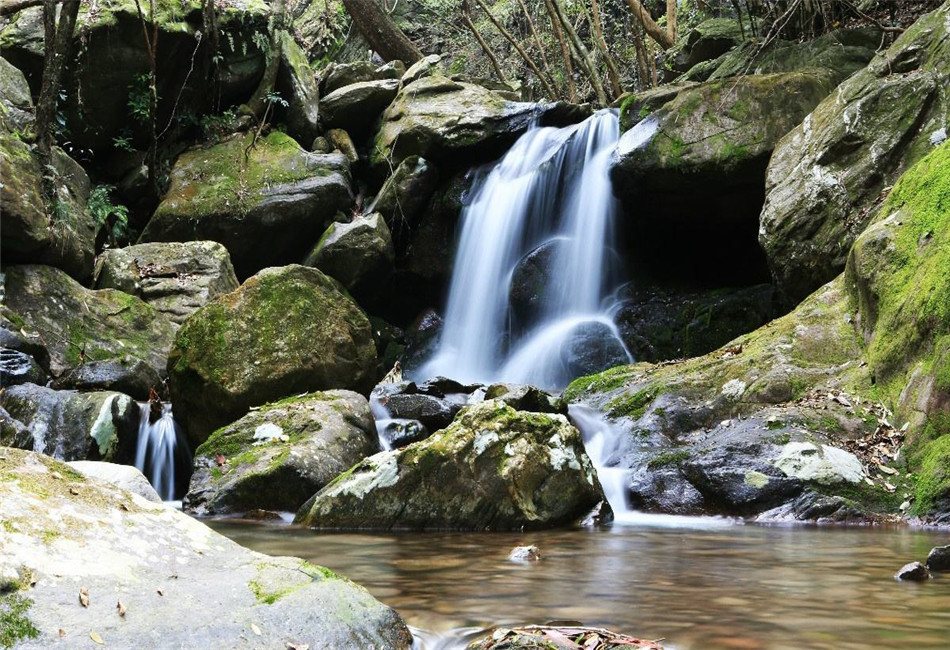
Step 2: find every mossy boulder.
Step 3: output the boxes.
[275,30,321,146]
[0,448,412,648]
[321,79,401,137]
[93,241,240,326]
[139,131,353,279]
[369,74,586,174]
[0,55,33,132]
[295,399,610,530]
[668,17,747,77]
[2,265,176,381]
[305,213,395,303]
[367,154,440,253]
[0,136,97,281]
[167,264,377,446]
[760,3,950,305]
[184,390,379,515]
[0,383,138,462]
[845,141,950,518]
[0,0,271,153]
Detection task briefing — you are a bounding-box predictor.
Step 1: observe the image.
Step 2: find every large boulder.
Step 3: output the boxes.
[370,74,588,174]
[760,4,950,304]
[321,79,401,137]
[295,400,610,530]
[93,241,240,326]
[67,460,162,502]
[845,141,950,518]
[0,56,33,132]
[367,154,440,250]
[183,390,379,515]
[50,359,161,401]
[2,265,176,381]
[0,383,138,462]
[305,212,395,303]
[0,136,97,281]
[139,132,353,279]
[0,449,412,649]
[0,1,271,153]
[167,265,377,445]
[0,349,47,387]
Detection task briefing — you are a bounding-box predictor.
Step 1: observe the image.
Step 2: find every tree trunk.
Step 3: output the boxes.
[550,0,608,105]
[589,0,622,98]
[624,0,675,49]
[341,0,421,64]
[461,5,508,85]
[472,0,556,98]
[516,0,553,81]
[631,21,651,89]
[543,0,575,101]
[666,0,677,41]
[35,0,80,163]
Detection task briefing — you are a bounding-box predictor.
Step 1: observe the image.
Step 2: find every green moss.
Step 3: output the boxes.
[606,385,663,419]
[912,434,950,515]
[563,365,637,402]
[647,449,690,469]
[813,478,905,514]
[0,593,39,648]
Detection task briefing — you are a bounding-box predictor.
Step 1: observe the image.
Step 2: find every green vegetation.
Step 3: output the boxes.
[647,449,691,469]
[87,184,130,244]
[0,593,39,649]
[606,385,662,419]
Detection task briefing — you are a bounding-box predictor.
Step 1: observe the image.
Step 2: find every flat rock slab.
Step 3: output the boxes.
[0,448,412,649]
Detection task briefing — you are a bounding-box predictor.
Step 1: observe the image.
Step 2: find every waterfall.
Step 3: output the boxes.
[419,110,634,389]
[134,402,190,501]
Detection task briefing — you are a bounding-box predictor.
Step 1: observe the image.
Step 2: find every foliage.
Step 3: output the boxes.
[200,108,239,142]
[88,184,130,244]
[127,73,154,125]
[0,593,39,649]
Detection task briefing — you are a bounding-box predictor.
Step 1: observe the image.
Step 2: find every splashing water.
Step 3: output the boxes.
[134,402,190,501]
[420,110,640,389]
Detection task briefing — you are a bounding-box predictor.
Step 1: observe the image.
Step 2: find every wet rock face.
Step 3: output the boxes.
[0,449,413,649]
[166,265,377,447]
[0,348,47,387]
[295,400,610,531]
[184,391,379,515]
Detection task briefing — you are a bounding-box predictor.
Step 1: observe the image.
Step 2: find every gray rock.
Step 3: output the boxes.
[321,79,400,136]
[508,239,565,330]
[508,545,541,562]
[184,391,379,515]
[895,561,931,582]
[67,460,162,502]
[51,359,162,401]
[93,241,240,325]
[0,55,33,132]
[563,321,630,380]
[0,307,50,372]
[416,376,481,398]
[0,348,47,387]
[323,60,381,94]
[484,383,563,414]
[0,383,138,462]
[295,400,610,530]
[368,155,440,248]
[402,54,443,85]
[0,448,413,649]
[383,393,461,431]
[276,31,321,145]
[377,418,429,449]
[305,213,395,301]
[926,545,950,572]
[327,127,360,165]
[756,490,869,524]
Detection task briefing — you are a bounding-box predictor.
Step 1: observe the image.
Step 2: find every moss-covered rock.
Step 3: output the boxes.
[760,3,950,305]
[140,131,353,278]
[0,0,271,153]
[0,383,138,462]
[846,141,950,517]
[3,265,176,380]
[93,241,240,326]
[321,79,400,137]
[167,264,377,445]
[295,399,609,530]
[305,212,395,303]
[275,30,321,146]
[183,390,379,515]
[367,154,440,253]
[0,56,33,132]
[0,448,412,648]
[0,136,97,281]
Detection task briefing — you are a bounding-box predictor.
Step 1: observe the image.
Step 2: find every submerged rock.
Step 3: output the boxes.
[167,265,377,446]
[295,400,610,530]
[3,265,176,381]
[0,449,412,648]
[140,132,353,279]
[508,545,542,562]
[895,562,931,582]
[93,241,240,326]
[184,391,379,515]
[0,383,138,462]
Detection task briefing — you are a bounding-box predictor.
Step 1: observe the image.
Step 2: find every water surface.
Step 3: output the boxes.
[209,520,950,649]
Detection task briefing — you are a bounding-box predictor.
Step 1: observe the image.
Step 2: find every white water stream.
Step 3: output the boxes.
[134,402,189,501]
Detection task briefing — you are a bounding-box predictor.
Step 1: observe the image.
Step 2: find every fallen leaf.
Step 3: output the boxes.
[58,629,66,637]
[879,465,899,475]
[69,487,80,495]
[117,601,126,617]
[90,631,104,645]
[79,587,90,607]
[251,623,262,636]
[156,589,164,597]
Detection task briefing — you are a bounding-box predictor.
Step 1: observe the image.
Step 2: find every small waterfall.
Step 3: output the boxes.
[419,110,633,389]
[134,402,190,501]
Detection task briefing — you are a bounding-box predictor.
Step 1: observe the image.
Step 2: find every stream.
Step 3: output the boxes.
[210,518,950,649]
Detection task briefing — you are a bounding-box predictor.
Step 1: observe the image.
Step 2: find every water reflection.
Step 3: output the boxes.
[208,521,950,649]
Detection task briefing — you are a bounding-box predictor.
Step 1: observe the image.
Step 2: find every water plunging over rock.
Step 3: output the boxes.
[134,402,190,501]
[419,110,631,389]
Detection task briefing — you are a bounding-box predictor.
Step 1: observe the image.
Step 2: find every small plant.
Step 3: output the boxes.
[128,73,154,125]
[112,130,135,152]
[88,184,130,245]
[200,107,238,142]
[264,91,289,109]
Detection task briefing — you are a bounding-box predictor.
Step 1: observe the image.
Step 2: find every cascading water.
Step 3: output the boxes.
[134,402,190,501]
[419,110,634,389]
